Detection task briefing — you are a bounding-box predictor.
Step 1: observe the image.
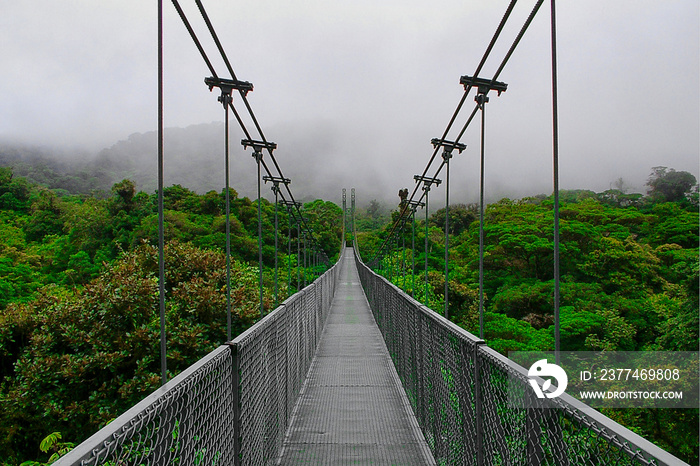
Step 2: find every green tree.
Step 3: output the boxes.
[0,242,266,462]
[302,199,342,260]
[646,166,697,203]
[430,203,477,236]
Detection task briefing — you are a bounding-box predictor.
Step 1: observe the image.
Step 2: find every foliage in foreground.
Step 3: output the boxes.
[0,241,268,463]
[0,165,343,464]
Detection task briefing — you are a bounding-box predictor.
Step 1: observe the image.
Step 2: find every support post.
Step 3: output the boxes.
[157,0,167,385]
[351,188,356,249]
[477,93,488,340]
[224,96,232,339]
[425,189,429,304]
[241,139,277,319]
[461,74,507,338]
[431,139,466,319]
[273,186,279,304]
[264,176,290,307]
[402,223,406,289]
[407,200,423,298]
[205,77,254,336]
[303,233,307,288]
[287,206,292,293]
[411,207,416,297]
[414,175,441,307]
[297,219,301,290]
[342,188,347,248]
[551,0,561,365]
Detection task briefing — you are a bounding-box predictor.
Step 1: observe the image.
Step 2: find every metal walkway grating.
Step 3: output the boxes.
[278,250,435,465]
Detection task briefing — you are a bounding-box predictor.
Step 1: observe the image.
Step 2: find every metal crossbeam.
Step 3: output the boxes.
[263,175,291,185]
[413,175,442,188]
[241,139,277,153]
[430,138,466,157]
[459,75,508,95]
[204,76,253,96]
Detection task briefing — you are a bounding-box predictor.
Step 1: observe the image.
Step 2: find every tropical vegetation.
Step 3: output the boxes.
[0,163,697,463]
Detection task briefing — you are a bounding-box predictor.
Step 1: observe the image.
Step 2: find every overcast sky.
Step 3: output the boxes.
[1,0,698,203]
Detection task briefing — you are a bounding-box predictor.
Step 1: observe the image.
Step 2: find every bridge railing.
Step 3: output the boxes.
[353,248,686,466]
[56,249,343,466]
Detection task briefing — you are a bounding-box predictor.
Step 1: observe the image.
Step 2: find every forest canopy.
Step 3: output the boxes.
[0,164,697,464]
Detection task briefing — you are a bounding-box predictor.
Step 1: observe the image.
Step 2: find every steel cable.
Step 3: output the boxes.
[192,0,325,261]
[366,0,544,268]
[171,0,329,265]
[366,0,517,263]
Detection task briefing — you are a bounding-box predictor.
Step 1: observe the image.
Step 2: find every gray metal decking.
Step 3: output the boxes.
[278,249,435,465]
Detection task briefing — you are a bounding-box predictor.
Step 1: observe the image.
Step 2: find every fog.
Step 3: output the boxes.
[1,1,698,207]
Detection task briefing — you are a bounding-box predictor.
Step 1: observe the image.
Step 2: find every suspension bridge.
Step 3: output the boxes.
[53,0,689,464]
[56,245,684,465]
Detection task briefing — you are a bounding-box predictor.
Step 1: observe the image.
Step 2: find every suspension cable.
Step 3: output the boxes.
[171,0,218,78]
[172,0,330,266]
[366,0,544,266]
[191,0,323,256]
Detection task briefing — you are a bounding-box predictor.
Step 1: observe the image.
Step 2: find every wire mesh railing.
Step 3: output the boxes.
[353,248,687,466]
[55,250,342,466]
[232,254,340,465]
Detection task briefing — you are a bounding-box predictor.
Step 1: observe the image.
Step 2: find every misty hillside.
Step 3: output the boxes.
[95,123,252,195]
[0,124,253,197]
[0,121,371,203]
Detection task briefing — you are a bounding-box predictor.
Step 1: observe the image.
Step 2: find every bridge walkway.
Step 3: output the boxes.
[278,248,435,465]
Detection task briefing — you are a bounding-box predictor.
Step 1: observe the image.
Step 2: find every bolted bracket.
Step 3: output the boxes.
[408,199,425,213]
[460,75,508,96]
[204,77,253,108]
[263,175,291,194]
[280,199,301,208]
[241,139,277,162]
[414,174,442,192]
[431,138,466,161]
[475,93,489,108]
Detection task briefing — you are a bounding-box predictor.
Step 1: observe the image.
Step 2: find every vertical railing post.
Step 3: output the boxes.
[477,93,487,340]
[296,220,301,290]
[228,342,242,466]
[444,151,450,319]
[411,207,416,297]
[273,186,279,305]
[256,154,263,318]
[424,187,429,304]
[287,207,292,293]
[402,225,406,290]
[474,340,485,466]
[417,308,426,437]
